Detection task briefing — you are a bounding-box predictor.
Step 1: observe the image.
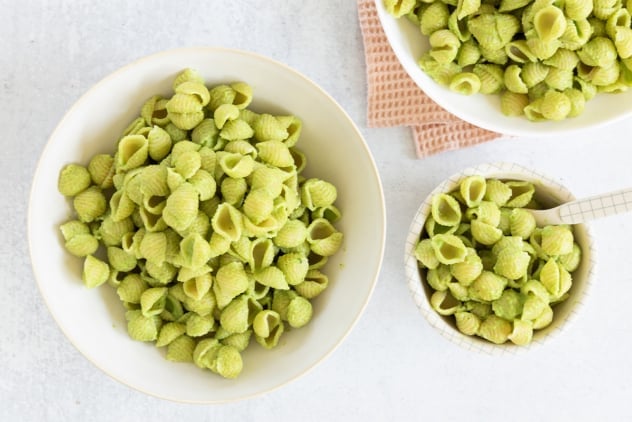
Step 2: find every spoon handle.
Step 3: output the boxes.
[557,187,632,224]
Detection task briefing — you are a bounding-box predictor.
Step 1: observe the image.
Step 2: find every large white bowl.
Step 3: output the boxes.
[404,162,595,354]
[28,47,386,403]
[374,0,632,137]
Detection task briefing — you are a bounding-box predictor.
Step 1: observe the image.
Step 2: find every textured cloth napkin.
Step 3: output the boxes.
[357,0,501,158]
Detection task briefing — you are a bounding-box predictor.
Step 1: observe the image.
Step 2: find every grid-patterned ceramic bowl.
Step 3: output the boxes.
[404,162,595,355]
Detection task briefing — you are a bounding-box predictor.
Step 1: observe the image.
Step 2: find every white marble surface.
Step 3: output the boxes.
[3,0,632,420]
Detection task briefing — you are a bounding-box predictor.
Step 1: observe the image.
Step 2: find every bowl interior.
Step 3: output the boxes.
[29,47,386,403]
[405,162,594,354]
[374,0,632,137]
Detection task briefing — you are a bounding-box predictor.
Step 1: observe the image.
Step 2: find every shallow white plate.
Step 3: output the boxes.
[374,0,632,136]
[29,47,386,403]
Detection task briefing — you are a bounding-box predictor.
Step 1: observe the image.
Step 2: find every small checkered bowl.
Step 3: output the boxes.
[404,162,594,354]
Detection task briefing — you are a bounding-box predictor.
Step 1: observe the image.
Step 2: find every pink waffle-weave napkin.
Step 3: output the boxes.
[357,0,501,158]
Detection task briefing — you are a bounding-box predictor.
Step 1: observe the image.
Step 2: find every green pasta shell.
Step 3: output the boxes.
[253,266,289,290]
[287,296,313,328]
[450,247,483,286]
[429,290,461,316]
[82,255,110,288]
[468,13,520,51]
[213,345,243,379]
[182,274,213,302]
[278,116,302,147]
[220,176,248,206]
[163,183,199,232]
[107,246,137,272]
[521,293,548,321]
[220,119,254,141]
[540,225,574,256]
[64,234,99,257]
[248,238,276,272]
[419,2,449,36]
[166,335,196,362]
[110,190,136,222]
[156,322,186,348]
[140,287,169,317]
[508,319,534,345]
[213,103,240,129]
[301,178,337,211]
[228,82,252,109]
[214,262,249,309]
[277,252,309,286]
[219,295,252,334]
[211,202,243,242]
[430,234,468,265]
[431,193,462,227]
[117,274,148,304]
[492,289,525,320]
[253,309,282,338]
[220,330,252,352]
[468,271,508,302]
[193,338,222,369]
[100,217,135,250]
[306,218,343,257]
[172,68,205,90]
[218,152,255,179]
[73,186,107,223]
[534,5,567,42]
[294,269,328,299]
[117,135,149,171]
[185,313,215,337]
[87,154,115,189]
[477,315,512,344]
[125,310,161,342]
[384,0,416,18]
[256,141,294,168]
[182,291,216,317]
[494,249,531,280]
[175,81,210,107]
[454,311,481,336]
[274,219,308,249]
[207,85,236,112]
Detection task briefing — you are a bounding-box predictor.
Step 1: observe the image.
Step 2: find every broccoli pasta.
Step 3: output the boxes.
[385,0,632,121]
[414,177,582,345]
[57,69,344,379]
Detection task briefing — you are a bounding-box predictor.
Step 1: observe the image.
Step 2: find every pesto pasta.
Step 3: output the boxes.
[384,0,632,121]
[57,69,344,379]
[414,177,582,345]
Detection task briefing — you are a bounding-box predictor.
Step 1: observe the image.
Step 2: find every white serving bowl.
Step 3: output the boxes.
[375,0,632,137]
[29,47,386,403]
[404,162,594,354]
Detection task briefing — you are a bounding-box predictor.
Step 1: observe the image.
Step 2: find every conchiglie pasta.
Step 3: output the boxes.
[253,113,289,142]
[414,176,581,345]
[384,0,416,18]
[384,0,632,121]
[162,182,199,232]
[294,269,329,299]
[249,239,276,272]
[419,2,450,35]
[57,70,344,379]
[88,154,115,189]
[306,218,343,257]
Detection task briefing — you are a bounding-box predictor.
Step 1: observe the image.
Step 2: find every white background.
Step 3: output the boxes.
[3,0,632,420]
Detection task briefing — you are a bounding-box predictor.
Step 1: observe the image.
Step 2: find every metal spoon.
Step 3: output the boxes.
[526,187,632,226]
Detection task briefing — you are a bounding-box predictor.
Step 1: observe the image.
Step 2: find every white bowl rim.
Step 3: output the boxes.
[404,162,596,355]
[28,46,387,403]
